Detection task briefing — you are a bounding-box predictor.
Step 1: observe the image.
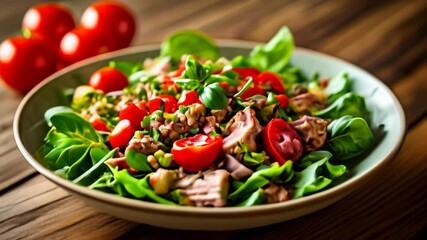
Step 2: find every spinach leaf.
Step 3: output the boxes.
[41,111,110,179]
[160,30,220,63]
[125,149,153,172]
[293,152,346,198]
[73,148,118,185]
[314,92,370,120]
[237,189,267,206]
[326,115,375,160]
[248,26,294,73]
[228,161,293,203]
[114,170,176,205]
[324,72,352,103]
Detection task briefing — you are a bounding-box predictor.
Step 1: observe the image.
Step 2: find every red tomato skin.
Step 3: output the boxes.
[89,117,110,132]
[231,67,261,80]
[59,27,118,66]
[177,90,200,106]
[263,118,303,164]
[240,86,266,99]
[119,102,148,130]
[22,3,75,45]
[110,119,134,149]
[275,94,289,109]
[88,66,128,93]
[172,134,223,172]
[255,72,285,94]
[149,94,178,113]
[0,34,58,94]
[80,1,136,49]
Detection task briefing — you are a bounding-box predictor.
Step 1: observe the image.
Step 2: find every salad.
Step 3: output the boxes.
[38,27,375,207]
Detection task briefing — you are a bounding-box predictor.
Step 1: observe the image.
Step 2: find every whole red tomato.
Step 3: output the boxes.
[262,118,303,164]
[22,3,75,45]
[88,66,129,93]
[59,27,118,65]
[80,1,136,49]
[172,134,223,172]
[0,34,58,94]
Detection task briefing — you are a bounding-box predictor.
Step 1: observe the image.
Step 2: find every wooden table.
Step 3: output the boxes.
[1,0,426,239]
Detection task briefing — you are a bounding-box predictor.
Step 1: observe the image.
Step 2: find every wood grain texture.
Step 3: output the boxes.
[0,0,426,239]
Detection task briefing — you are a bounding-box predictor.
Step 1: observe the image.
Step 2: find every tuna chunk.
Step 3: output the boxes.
[291,115,328,151]
[182,170,230,207]
[223,154,253,180]
[222,108,262,153]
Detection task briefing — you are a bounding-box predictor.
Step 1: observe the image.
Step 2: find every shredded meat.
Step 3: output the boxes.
[223,154,253,180]
[291,115,328,151]
[182,170,229,207]
[289,92,327,115]
[222,108,262,153]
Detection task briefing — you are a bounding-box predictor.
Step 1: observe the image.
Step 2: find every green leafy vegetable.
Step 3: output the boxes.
[293,152,346,198]
[314,92,370,120]
[326,115,375,160]
[160,30,220,63]
[73,148,118,185]
[229,161,293,203]
[324,72,352,103]
[125,149,153,172]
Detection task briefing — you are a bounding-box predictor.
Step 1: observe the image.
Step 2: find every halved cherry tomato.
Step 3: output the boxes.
[22,3,75,45]
[171,134,223,172]
[149,94,178,113]
[177,90,200,106]
[89,116,110,132]
[59,27,118,65]
[275,94,289,109]
[255,72,285,94]
[80,1,136,49]
[110,119,134,149]
[240,86,266,99]
[88,66,128,93]
[262,118,303,164]
[0,34,58,94]
[231,67,261,80]
[119,102,148,130]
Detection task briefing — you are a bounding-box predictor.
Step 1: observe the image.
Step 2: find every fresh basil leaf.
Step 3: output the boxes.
[199,82,228,109]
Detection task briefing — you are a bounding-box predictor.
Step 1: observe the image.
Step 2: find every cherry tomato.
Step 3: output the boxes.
[22,3,75,45]
[89,116,110,132]
[119,102,148,130]
[59,27,118,65]
[240,86,266,99]
[80,1,136,49]
[0,34,58,94]
[171,134,223,172]
[275,94,289,109]
[262,118,303,164]
[231,67,261,80]
[255,72,285,94]
[177,90,200,106]
[149,94,178,113]
[110,119,134,149]
[88,66,128,93]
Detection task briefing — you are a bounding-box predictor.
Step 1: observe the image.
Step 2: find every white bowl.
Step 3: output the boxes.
[14,41,406,230]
